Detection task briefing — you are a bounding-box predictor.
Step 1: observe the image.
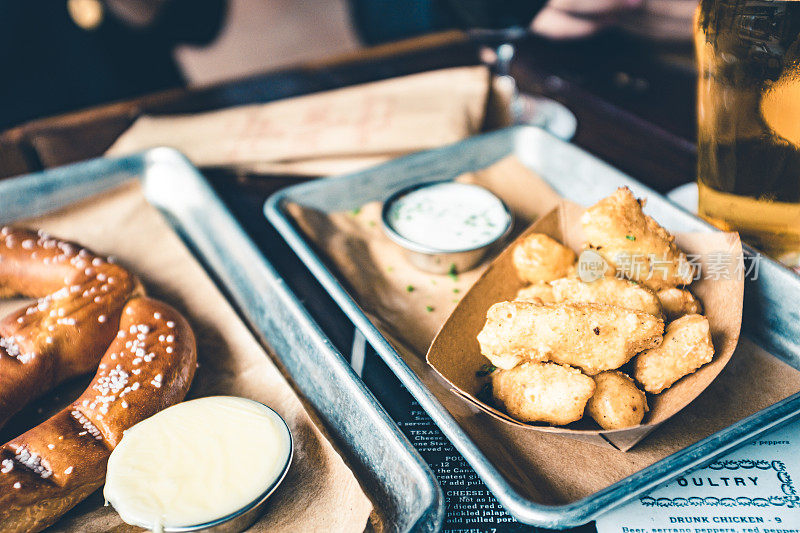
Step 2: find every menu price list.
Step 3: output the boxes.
[402,406,524,532]
[598,514,796,533]
[596,425,800,533]
[355,339,800,533]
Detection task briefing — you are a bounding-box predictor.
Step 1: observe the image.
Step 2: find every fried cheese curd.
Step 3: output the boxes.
[657,287,703,322]
[634,314,714,393]
[512,233,576,283]
[492,362,595,425]
[514,282,556,304]
[581,187,694,290]
[477,300,664,374]
[551,276,663,318]
[586,370,648,430]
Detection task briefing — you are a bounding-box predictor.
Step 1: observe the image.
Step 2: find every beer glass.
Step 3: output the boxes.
[695,0,800,269]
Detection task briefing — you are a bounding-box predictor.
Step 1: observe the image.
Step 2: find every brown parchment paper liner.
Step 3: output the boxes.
[427,201,744,451]
[106,66,490,177]
[286,156,563,352]
[0,183,372,532]
[289,155,800,503]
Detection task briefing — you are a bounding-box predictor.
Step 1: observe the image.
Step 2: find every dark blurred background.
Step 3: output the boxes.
[0,0,696,131]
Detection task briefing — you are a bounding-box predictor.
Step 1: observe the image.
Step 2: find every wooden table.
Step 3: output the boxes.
[0,31,697,190]
[0,31,700,532]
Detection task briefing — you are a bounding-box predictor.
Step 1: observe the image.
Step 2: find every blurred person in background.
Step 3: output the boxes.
[350,0,696,43]
[1,0,696,132]
[0,0,225,130]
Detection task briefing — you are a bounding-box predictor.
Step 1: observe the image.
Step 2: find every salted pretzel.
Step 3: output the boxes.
[0,227,197,532]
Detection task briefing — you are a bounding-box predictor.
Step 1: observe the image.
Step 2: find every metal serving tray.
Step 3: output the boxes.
[265,125,800,528]
[0,148,443,533]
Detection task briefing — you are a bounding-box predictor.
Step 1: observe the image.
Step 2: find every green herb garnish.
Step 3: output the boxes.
[452,288,460,294]
[406,285,415,293]
[425,305,434,312]
[476,363,497,377]
[625,235,636,241]
[447,263,459,281]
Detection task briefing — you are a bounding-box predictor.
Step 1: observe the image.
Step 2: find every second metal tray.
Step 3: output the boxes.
[266,125,800,528]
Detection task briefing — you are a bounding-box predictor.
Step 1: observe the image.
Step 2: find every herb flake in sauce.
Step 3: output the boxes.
[386,183,509,252]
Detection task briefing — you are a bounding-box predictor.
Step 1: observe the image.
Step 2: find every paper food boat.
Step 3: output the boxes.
[427,201,744,451]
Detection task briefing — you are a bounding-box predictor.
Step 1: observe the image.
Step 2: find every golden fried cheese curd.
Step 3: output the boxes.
[634,314,714,394]
[477,301,664,374]
[657,287,703,322]
[581,187,694,290]
[492,362,595,425]
[512,233,576,284]
[515,282,556,304]
[551,276,663,318]
[586,370,648,430]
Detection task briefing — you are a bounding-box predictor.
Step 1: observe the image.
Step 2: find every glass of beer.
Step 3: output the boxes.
[695,0,800,269]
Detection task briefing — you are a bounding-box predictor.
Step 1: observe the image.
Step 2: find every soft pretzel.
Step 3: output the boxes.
[0,227,145,429]
[0,227,197,532]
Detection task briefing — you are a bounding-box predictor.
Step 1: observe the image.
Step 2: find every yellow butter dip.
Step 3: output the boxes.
[104,396,291,531]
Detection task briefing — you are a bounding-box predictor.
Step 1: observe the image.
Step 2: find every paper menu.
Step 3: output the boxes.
[105,66,490,176]
[596,422,800,532]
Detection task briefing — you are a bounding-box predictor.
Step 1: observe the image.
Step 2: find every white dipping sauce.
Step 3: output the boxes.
[386,183,510,251]
[104,396,291,531]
